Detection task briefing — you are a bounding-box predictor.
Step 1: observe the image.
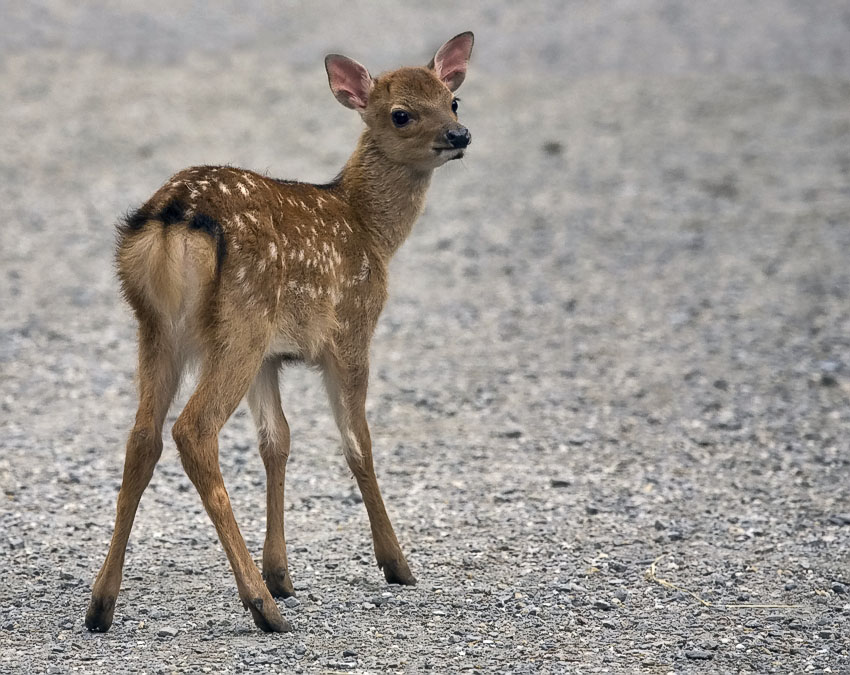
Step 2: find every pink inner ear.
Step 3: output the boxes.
[327,56,372,110]
[434,34,473,90]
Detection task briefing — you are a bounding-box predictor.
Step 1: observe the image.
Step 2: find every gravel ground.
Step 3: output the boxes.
[1,2,849,673]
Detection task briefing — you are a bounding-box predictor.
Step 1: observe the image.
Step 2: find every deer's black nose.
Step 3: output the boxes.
[446,127,471,149]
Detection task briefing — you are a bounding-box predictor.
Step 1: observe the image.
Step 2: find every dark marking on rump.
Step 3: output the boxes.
[190,213,227,273]
[158,200,188,225]
[119,204,153,236]
[117,199,186,241]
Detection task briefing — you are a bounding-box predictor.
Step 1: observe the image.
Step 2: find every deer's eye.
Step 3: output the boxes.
[451,98,459,114]
[391,110,410,127]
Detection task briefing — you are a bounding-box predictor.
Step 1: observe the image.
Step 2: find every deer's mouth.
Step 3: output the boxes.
[433,146,465,159]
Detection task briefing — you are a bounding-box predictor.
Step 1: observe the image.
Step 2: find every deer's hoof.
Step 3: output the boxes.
[264,568,296,599]
[85,596,116,633]
[381,558,416,586]
[246,596,292,633]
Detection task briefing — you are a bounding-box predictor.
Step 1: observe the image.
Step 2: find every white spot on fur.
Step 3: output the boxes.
[269,242,278,260]
[218,181,230,195]
[246,213,258,225]
[236,182,249,196]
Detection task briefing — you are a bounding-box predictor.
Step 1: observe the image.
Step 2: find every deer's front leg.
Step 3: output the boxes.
[247,359,295,598]
[322,352,416,586]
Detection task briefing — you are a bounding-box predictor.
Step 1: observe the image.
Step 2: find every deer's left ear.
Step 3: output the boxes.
[428,31,474,92]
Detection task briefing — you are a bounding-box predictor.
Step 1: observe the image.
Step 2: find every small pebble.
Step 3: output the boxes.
[685,649,714,660]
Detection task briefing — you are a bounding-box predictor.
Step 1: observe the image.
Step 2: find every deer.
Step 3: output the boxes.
[84,32,474,634]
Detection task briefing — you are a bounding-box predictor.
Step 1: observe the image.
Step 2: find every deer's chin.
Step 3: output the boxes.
[432,147,465,165]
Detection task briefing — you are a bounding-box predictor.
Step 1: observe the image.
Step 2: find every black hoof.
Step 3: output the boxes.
[264,568,296,599]
[380,559,416,586]
[85,596,116,633]
[246,597,292,633]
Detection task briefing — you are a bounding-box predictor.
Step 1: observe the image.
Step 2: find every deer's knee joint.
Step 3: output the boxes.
[257,417,290,458]
[259,436,290,465]
[172,415,214,448]
[342,430,362,465]
[205,483,231,515]
[171,416,192,447]
[127,426,163,459]
[172,417,217,479]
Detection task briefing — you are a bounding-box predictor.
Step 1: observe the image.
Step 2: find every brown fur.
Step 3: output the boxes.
[86,33,474,634]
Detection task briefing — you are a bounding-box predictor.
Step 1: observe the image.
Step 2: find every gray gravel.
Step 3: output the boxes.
[2,2,850,673]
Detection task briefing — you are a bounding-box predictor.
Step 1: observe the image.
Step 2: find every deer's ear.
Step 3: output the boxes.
[325,54,373,110]
[428,31,474,92]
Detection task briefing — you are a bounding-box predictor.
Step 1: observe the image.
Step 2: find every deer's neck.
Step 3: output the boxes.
[337,131,433,258]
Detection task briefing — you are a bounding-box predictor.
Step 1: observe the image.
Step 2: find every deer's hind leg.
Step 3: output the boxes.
[86,318,183,632]
[246,358,295,598]
[171,330,291,633]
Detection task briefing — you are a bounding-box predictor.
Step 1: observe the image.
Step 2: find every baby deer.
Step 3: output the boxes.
[85,32,474,633]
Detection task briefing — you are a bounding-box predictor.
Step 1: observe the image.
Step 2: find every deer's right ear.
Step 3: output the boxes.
[325,55,373,111]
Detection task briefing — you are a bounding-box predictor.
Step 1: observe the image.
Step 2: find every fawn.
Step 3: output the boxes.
[85,32,474,633]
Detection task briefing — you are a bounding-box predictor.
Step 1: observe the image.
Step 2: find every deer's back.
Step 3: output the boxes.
[116,166,387,363]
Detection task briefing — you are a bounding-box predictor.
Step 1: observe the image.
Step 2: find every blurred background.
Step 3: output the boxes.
[1,2,849,672]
